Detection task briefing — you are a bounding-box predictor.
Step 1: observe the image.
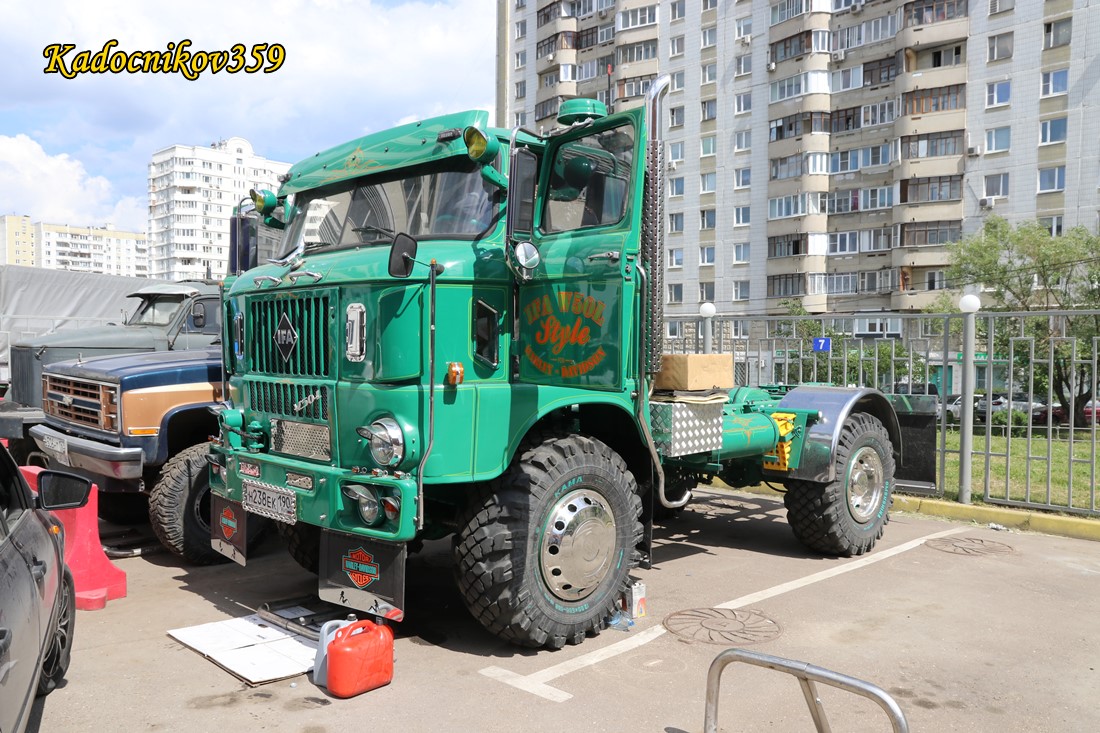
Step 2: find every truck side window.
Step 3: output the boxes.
[544,123,634,234]
[473,300,500,368]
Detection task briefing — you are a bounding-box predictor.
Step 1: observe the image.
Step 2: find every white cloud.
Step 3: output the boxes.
[0,135,146,231]
[0,0,499,229]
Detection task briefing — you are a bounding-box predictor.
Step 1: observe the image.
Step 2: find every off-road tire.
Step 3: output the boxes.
[37,569,75,696]
[453,434,643,649]
[149,443,268,564]
[784,412,895,557]
[276,521,321,575]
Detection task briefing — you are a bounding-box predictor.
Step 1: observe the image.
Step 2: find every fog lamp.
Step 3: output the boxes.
[343,483,382,526]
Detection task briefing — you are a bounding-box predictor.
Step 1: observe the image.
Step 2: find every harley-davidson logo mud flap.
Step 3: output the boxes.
[318,530,406,621]
[211,495,248,566]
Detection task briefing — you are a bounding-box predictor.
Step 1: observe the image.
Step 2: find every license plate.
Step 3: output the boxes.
[40,434,70,466]
[242,480,297,524]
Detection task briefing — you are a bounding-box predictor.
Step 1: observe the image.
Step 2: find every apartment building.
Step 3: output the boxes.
[498,0,1100,343]
[147,137,290,281]
[0,214,149,276]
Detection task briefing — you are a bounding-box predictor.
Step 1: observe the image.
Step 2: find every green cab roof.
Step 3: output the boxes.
[281,110,508,195]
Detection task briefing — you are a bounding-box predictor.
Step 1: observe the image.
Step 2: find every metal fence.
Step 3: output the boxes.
[665,309,1100,518]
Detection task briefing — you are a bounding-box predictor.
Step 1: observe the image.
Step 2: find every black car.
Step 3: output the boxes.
[0,447,91,733]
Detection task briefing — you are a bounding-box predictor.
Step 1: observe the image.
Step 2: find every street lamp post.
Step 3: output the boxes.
[700,302,716,354]
[958,293,981,504]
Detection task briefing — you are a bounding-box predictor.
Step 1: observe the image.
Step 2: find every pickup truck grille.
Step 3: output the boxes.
[42,374,117,431]
[248,382,330,421]
[249,294,331,377]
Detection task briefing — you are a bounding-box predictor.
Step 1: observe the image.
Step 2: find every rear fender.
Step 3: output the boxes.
[777,386,901,483]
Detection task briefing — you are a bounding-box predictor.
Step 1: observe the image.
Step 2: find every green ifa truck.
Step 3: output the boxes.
[208,79,902,649]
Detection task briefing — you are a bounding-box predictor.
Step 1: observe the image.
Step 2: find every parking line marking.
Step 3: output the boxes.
[479,526,966,702]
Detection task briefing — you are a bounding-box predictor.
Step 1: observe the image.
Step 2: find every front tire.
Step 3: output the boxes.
[149,443,268,564]
[276,521,321,574]
[784,412,895,557]
[37,569,75,696]
[453,434,642,649]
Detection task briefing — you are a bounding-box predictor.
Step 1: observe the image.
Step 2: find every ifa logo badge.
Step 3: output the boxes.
[274,312,298,362]
[220,507,238,540]
[342,547,380,589]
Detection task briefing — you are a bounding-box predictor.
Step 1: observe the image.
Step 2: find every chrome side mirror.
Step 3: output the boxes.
[507,241,541,282]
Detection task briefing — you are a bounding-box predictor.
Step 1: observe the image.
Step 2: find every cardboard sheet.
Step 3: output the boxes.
[168,613,319,686]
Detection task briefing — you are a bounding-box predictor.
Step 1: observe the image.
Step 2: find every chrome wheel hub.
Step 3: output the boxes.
[540,488,617,602]
[847,446,885,524]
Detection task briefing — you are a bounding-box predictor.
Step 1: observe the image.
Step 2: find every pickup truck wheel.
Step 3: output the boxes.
[37,569,75,696]
[275,521,320,574]
[150,444,269,565]
[453,434,642,649]
[784,412,895,557]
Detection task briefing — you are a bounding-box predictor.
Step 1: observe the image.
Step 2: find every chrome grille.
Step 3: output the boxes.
[248,382,330,421]
[269,419,331,461]
[42,374,117,431]
[248,294,332,377]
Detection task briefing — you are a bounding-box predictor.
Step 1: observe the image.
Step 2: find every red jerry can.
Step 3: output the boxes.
[325,619,395,698]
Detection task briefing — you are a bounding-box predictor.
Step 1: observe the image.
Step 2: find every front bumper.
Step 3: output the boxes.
[30,424,144,479]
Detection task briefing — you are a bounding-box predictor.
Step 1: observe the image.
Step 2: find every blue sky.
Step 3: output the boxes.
[0,0,497,232]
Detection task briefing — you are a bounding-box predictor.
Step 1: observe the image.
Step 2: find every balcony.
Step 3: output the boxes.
[893,199,962,225]
[897,156,964,180]
[897,16,968,50]
[767,254,827,277]
[896,65,966,94]
[892,288,947,311]
[892,245,949,269]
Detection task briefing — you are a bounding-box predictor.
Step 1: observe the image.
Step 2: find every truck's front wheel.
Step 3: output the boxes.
[783,412,895,556]
[453,434,642,649]
[149,443,268,564]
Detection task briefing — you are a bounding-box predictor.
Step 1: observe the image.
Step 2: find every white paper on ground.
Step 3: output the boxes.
[168,613,319,685]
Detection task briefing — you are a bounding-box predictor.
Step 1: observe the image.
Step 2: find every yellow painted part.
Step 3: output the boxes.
[762,412,798,472]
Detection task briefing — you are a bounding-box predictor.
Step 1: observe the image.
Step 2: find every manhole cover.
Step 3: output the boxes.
[924,537,1014,556]
[663,608,781,645]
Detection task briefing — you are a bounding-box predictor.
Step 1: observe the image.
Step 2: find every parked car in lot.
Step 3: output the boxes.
[944,394,982,422]
[976,393,1065,425]
[0,449,92,733]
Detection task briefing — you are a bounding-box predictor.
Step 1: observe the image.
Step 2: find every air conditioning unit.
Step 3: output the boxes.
[979,197,996,209]
[967,145,982,157]
[599,9,607,18]
[767,61,777,72]
[832,49,846,63]
[667,160,679,171]
[739,35,752,46]
[547,53,554,61]
[852,0,864,14]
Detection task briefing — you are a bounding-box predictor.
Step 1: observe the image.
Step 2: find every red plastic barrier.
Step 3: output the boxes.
[20,466,127,611]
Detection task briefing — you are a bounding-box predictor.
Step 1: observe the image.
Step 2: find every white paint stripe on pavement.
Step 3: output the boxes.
[480,526,967,702]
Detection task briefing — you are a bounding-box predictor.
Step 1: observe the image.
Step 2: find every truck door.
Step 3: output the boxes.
[517,108,644,391]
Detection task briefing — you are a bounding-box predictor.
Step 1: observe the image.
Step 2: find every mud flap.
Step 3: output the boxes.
[318,530,407,621]
[210,495,249,566]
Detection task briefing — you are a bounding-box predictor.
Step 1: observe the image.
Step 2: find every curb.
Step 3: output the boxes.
[893,494,1100,543]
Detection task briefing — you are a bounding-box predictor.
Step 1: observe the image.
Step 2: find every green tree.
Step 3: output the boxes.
[948,216,1100,424]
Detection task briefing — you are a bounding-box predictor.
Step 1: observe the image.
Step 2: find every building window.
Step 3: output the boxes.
[902,220,962,246]
[700,209,716,230]
[667,321,683,338]
[901,130,962,159]
[986,80,1011,107]
[904,84,965,115]
[702,0,717,10]
[733,243,750,263]
[735,92,751,114]
[732,281,750,301]
[984,173,1009,198]
[768,274,804,297]
[515,50,527,69]
[667,283,683,304]
[671,71,685,91]
[702,63,717,84]
[702,26,717,48]
[829,232,859,255]
[1044,19,1071,49]
[985,126,1010,153]
[927,271,946,290]
[1040,117,1067,144]
[736,17,753,39]
[670,35,684,57]
[734,168,751,188]
[669,141,684,162]
[515,19,527,38]
[901,175,962,203]
[1038,166,1066,193]
[619,5,659,30]
[669,177,684,196]
[903,0,969,29]
[734,130,751,152]
[670,106,685,127]
[670,0,685,21]
[988,32,1013,62]
[1039,215,1063,236]
[1041,68,1069,97]
[700,136,716,156]
[515,81,526,99]
[734,206,750,226]
[771,0,809,26]
[735,55,751,76]
[700,245,716,265]
[699,281,715,301]
[863,58,897,86]
[700,172,716,193]
[701,99,717,121]
[668,247,684,268]
[669,212,684,233]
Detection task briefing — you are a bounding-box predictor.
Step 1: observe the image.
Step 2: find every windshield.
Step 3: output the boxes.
[127,295,186,326]
[275,160,499,259]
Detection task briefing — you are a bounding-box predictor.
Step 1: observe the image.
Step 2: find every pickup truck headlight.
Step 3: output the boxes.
[357,417,404,467]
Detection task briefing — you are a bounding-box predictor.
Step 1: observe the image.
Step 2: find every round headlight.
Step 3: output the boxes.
[344,483,382,526]
[366,417,404,467]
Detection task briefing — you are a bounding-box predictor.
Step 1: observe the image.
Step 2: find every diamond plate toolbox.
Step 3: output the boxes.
[650,401,723,457]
